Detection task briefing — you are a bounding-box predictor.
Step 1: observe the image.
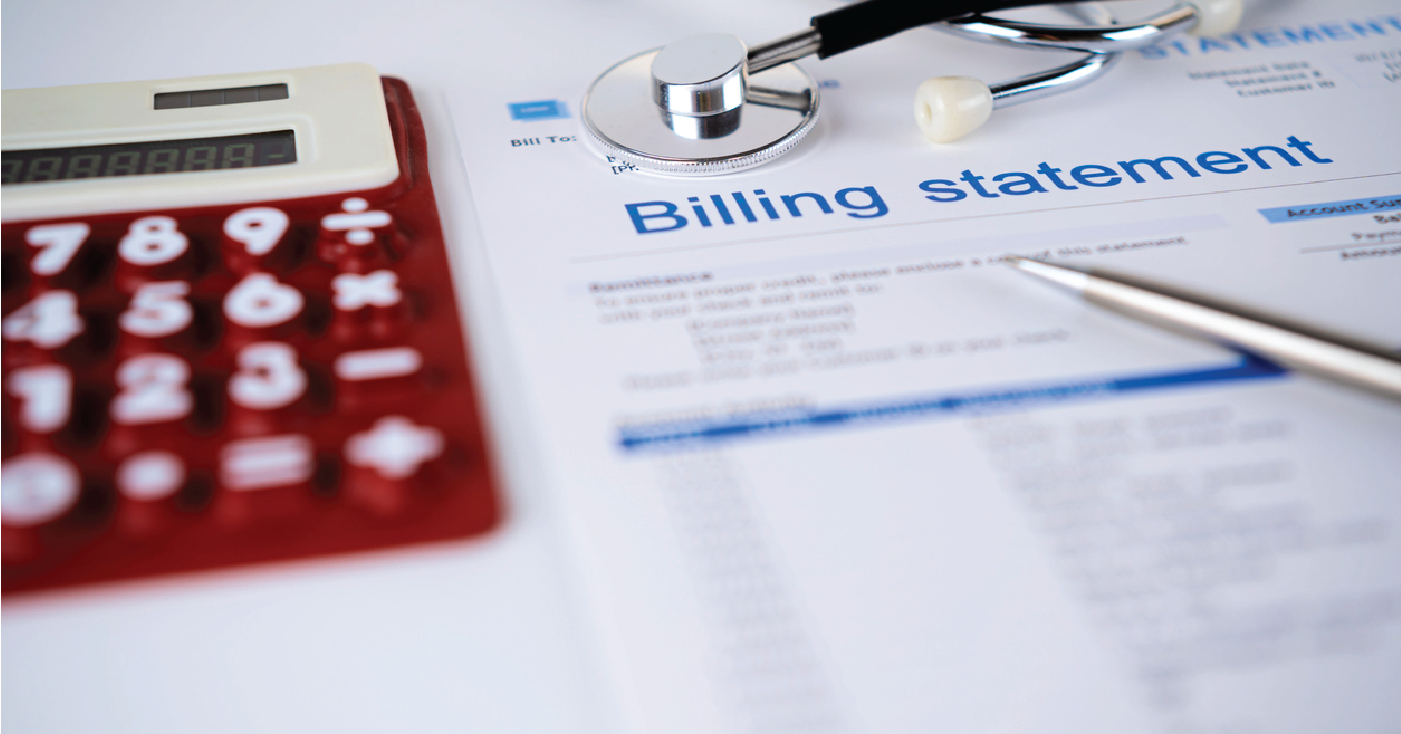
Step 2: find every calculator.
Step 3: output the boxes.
[2,64,501,594]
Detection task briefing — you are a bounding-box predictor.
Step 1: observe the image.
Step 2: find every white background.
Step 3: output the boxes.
[6,1,1401,732]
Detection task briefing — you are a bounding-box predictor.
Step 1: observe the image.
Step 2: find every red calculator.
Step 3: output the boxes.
[2,64,501,594]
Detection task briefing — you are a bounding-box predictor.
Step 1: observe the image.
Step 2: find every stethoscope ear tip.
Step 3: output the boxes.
[1187,0,1244,37]
[911,0,1243,146]
[914,77,993,143]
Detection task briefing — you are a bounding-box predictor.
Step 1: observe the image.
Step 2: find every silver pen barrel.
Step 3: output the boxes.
[1007,257,1401,402]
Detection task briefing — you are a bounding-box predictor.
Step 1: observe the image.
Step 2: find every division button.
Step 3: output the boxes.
[321,198,392,247]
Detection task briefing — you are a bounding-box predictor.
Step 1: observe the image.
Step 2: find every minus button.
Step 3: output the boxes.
[335,347,423,381]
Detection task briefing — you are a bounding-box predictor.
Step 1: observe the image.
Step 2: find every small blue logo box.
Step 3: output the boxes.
[508,100,568,121]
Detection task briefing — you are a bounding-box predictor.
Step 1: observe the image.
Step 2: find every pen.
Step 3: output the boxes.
[1004,256,1401,402]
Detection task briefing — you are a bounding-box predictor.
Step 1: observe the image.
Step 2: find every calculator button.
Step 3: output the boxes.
[1,453,81,528]
[224,207,290,256]
[26,223,90,277]
[220,435,315,490]
[223,273,304,328]
[215,435,317,525]
[332,270,401,311]
[346,416,443,480]
[228,343,307,410]
[117,451,185,501]
[118,216,188,266]
[120,281,193,338]
[110,354,192,426]
[3,291,85,350]
[7,365,72,434]
[318,197,404,265]
[343,417,444,516]
[113,217,194,292]
[322,198,391,245]
[335,347,422,381]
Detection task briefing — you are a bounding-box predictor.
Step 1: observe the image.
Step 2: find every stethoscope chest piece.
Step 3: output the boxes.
[583,33,819,176]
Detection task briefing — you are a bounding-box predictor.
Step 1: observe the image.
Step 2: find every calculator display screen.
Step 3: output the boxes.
[1,130,296,186]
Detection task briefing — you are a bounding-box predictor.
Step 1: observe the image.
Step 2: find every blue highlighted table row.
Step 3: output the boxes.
[618,354,1288,452]
[1259,194,1401,223]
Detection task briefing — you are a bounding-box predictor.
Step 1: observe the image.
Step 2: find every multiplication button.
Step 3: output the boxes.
[331,270,404,341]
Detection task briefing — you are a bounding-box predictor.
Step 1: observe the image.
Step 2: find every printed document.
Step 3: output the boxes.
[450,1,1401,731]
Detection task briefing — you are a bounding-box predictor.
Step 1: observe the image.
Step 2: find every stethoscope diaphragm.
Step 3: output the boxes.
[582,35,819,177]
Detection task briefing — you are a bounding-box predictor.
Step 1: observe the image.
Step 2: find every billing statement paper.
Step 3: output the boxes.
[454,0,1401,732]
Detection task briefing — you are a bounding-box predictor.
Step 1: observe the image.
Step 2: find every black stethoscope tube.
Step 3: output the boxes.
[810,0,1105,58]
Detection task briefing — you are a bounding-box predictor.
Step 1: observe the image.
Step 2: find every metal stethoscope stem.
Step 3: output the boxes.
[582,0,1243,176]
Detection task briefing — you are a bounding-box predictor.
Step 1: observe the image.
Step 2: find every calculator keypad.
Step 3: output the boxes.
[2,78,501,594]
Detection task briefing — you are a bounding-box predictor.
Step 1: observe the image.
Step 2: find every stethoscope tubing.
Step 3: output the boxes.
[806,0,1114,59]
[934,1,1204,110]
[937,1,1201,53]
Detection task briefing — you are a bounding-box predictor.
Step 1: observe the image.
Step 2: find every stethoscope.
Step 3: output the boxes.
[581,0,1242,176]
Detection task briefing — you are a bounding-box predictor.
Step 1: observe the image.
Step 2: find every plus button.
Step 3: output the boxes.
[345,416,444,479]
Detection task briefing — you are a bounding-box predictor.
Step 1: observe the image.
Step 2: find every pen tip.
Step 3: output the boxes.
[1005,256,1090,292]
